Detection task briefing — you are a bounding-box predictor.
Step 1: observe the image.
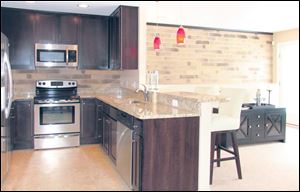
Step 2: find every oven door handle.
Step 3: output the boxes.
[34,133,80,139]
[34,103,80,107]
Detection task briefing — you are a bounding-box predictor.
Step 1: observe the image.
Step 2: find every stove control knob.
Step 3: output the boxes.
[42,82,46,85]
[72,82,75,85]
[68,82,71,85]
[38,82,42,85]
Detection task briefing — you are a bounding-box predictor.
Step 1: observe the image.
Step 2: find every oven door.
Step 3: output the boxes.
[34,103,80,135]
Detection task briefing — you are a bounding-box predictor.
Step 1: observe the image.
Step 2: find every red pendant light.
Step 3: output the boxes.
[177,25,185,44]
[153,34,161,51]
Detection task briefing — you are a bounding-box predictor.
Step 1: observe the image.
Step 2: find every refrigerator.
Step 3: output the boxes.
[1,32,13,186]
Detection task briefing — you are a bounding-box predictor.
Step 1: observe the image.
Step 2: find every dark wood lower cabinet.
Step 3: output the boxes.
[109,116,117,164]
[11,100,34,150]
[141,117,199,191]
[98,99,200,191]
[80,98,98,145]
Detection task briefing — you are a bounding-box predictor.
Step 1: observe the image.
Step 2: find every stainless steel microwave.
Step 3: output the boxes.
[35,43,78,67]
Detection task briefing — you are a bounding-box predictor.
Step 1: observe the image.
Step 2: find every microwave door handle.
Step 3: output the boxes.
[4,52,13,119]
[66,49,69,65]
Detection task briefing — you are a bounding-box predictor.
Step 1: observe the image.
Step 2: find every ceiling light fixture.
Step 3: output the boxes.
[77,3,89,8]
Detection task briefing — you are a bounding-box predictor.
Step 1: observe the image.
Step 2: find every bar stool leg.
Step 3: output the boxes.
[210,132,217,185]
[231,132,242,179]
[216,134,221,167]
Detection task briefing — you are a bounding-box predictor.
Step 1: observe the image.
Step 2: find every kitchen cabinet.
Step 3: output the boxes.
[1,7,110,70]
[132,118,143,191]
[96,100,104,144]
[34,12,59,44]
[59,15,80,44]
[1,8,35,70]
[11,100,34,150]
[103,104,117,164]
[103,115,110,154]
[35,13,80,44]
[109,6,138,70]
[97,99,199,191]
[78,15,109,69]
[221,107,286,146]
[103,114,117,164]
[80,98,98,145]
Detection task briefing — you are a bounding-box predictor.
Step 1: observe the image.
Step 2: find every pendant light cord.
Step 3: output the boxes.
[156,1,159,36]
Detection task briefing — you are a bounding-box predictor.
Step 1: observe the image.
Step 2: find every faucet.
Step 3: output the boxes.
[135,84,149,102]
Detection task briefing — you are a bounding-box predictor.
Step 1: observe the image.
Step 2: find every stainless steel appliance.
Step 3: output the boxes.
[1,33,13,186]
[116,121,133,189]
[34,80,80,150]
[35,43,78,68]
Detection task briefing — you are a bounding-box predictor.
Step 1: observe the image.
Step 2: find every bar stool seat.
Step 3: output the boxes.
[210,88,245,185]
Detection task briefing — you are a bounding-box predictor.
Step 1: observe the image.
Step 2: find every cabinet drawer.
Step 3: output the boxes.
[103,104,117,120]
[96,100,104,112]
[117,111,133,128]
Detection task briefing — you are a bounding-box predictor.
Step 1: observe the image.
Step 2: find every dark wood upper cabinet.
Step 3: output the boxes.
[59,15,81,44]
[109,6,138,70]
[1,8,35,70]
[78,16,109,69]
[34,13,59,44]
[2,7,137,70]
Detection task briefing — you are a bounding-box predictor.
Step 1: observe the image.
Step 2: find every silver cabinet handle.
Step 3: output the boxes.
[249,125,252,128]
[257,124,260,127]
[265,124,268,126]
[256,133,260,137]
[257,115,260,118]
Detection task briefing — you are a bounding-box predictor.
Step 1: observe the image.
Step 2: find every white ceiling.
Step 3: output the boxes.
[1,1,299,32]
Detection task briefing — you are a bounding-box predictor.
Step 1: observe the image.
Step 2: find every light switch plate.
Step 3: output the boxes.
[172,99,178,107]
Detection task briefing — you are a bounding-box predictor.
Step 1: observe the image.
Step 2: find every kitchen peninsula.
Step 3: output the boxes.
[80,89,226,191]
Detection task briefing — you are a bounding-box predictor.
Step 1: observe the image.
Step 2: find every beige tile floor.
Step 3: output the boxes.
[2,127,299,191]
[2,145,130,191]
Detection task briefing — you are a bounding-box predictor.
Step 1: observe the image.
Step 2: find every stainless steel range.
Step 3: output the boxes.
[34,80,80,150]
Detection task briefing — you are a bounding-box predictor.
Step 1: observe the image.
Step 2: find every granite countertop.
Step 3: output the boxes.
[13,90,228,120]
[162,92,229,103]
[82,93,199,120]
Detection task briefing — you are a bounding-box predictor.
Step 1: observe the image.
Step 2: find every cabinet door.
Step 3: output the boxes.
[120,6,138,70]
[1,8,35,70]
[264,108,286,141]
[80,98,97,144]
[103,115,110,154]
[109,116,117,164]
[79,16,109,69]
[250,110,265,142]
[109,9,121,69]
[34,13,59,44]
[96,102,104,144]
[59,15,80,44]
[13,100,33,150]
[132,119,143,191]
[236,110,252,144]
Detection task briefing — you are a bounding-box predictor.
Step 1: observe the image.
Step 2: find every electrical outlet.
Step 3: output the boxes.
[172,99,178,107]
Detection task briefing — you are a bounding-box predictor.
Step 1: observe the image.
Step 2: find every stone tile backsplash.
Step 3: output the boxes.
[12,68,121,98]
